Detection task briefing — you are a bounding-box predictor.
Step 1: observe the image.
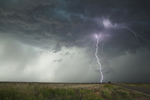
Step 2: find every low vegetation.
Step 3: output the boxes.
[0,82,149,100]
[120,83,150,89]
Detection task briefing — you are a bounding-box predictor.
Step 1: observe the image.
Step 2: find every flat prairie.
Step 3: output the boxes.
[0,82,150,100]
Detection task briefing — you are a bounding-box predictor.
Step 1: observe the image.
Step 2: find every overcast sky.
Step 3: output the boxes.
[0,0,150,83]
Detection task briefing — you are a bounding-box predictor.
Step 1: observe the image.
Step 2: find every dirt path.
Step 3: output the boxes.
[114,84,150,96]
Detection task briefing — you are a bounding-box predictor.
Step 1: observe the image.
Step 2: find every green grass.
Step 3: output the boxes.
[104,84,114,90]
[0,83,149,100]
[0,88,19,100]
[117,91,132,99]
[83,93,103,100]
[130,92,142,98]
[102,90,111,100]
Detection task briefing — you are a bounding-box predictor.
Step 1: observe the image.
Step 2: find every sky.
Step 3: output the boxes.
[0,0,150,83]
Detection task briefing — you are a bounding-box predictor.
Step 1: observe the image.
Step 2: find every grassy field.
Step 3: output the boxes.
[119,83,150,89]
[0,82,150,100]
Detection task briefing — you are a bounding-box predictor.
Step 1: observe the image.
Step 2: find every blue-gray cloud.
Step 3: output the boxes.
[0,0,150,82]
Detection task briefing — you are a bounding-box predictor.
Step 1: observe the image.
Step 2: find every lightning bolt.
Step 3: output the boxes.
[125,27,146,51]
[102,43,104,54]
[95,34,103,83]
[125,26,150,43]
[88,57,96,76]
[125,26,150,59]
[136,35,150,43]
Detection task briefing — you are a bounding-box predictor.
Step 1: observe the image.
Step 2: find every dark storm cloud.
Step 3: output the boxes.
[4,0,148,55]
[0,0,150,79]
[1,0,150,63]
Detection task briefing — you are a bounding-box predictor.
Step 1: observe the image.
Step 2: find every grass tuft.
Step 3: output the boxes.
[104,84,114,90]
[102,90,111,100]
[0,88,19,100]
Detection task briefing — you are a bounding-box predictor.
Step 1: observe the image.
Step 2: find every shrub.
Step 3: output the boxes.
[108,81,111,84]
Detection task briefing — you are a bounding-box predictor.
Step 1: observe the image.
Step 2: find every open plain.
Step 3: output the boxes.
[0,82,150,100]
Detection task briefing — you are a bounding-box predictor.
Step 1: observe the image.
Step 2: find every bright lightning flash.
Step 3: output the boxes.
[95,34,103,83]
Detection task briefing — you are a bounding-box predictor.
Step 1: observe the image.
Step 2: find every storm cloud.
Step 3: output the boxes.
[0,0,150,83]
